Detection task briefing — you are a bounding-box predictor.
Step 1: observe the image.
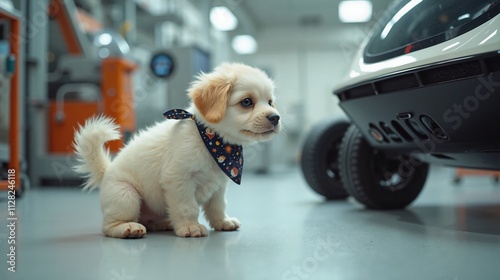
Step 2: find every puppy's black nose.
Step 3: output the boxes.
[267,114,280,126]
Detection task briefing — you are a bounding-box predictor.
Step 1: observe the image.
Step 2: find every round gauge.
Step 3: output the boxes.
[149,52,175,78]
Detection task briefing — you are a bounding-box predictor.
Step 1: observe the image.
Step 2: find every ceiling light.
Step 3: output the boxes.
[232,35,257,54]
[97,33,113,46]
[339,0,373,23]
[210,6,238,31]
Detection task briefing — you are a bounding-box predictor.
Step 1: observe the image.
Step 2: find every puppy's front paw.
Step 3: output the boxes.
[175,223,207,238]
[104,222,147,239]
[212,218,241,231]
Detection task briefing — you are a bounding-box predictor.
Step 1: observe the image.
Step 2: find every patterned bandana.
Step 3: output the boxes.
[163,109,243,185]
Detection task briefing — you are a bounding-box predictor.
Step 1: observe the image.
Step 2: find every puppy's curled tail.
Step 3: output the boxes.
[73,116,120,191]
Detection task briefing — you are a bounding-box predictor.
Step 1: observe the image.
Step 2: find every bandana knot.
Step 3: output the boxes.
[163,109,243,185]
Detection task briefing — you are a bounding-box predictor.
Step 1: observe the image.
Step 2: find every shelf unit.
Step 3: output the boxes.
[0,6,21,193]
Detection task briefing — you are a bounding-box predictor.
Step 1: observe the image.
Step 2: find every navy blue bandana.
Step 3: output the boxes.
[163,109,243,185]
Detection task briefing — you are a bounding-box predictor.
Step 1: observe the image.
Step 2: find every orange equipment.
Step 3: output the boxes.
[454,168,500,184]
[0,7,21,193]
[49,0,84,55]
[101,57,138,151]
[48,100,100,153]
[47,0,138,154]
[48,57,138,153]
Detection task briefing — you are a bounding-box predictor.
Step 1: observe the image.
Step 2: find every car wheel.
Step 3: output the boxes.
[339,125,429,209]
[301,117,350,200]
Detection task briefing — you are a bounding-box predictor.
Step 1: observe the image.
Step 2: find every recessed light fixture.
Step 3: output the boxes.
[339,0,373,23]
[210,6,238,31]
[232,35,258,54]
[97,33,113,46]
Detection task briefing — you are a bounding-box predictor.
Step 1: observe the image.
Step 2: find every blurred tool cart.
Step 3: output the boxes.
[453,168,500,184]
[28,0,137,186]
[0,3,26,196]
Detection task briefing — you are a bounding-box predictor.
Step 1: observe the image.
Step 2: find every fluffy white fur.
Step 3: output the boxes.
[73,63,280,238]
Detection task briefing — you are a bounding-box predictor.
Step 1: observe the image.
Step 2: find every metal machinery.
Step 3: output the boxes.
[161,46,211,109]
[0,3,23,195]
[28,0,137,185]
[27,0,212,185]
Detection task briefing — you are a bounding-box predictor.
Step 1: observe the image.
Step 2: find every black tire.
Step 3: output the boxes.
[339,125,429,209]
[301,117,350,200]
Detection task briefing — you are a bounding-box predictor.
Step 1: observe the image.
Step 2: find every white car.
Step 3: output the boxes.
[302,0,500,209]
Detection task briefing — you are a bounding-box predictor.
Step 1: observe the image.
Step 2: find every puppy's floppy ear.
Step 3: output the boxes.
[189,76,233,123]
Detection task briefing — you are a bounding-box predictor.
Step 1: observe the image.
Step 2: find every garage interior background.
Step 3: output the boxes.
[0,0,401,187]
[1,0,500,279]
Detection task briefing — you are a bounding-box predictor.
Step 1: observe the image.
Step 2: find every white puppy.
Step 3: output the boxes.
[73,63,280,238]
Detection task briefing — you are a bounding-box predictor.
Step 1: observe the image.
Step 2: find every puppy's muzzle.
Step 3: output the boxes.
[267,114,280,126]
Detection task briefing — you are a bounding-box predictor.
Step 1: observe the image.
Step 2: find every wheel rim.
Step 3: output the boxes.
[371,150,413,192]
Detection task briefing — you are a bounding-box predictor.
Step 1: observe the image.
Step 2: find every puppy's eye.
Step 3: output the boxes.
[240,98,253,108]
[268,100,273,106]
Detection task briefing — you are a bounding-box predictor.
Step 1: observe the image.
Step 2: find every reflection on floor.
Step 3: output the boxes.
[1,166,500,280]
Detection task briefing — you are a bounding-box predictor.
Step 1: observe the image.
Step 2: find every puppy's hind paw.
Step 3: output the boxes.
[175,223,208,238]
[212,218,241,231]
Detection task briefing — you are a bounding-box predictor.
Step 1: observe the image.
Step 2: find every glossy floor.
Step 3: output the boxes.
[1,166,500,280]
